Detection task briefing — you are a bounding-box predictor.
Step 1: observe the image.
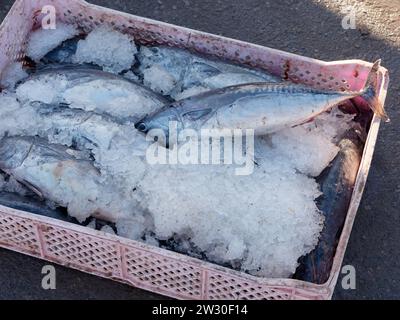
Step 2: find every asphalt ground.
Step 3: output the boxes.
[0,0,399,299]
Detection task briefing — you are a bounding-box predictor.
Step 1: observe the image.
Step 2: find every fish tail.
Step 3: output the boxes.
[361,59,389,122]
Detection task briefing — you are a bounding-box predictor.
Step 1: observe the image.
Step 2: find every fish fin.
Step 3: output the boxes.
[361,60,389,122]
[20,179,44,200]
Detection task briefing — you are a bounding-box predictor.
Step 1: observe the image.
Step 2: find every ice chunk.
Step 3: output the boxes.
[144,235,160,247]
[16,74,69,104]
[208,238,247,262]
[116,216,148,241]
[137,46,189,85]
[73,27,137,74]
[0,93,40,138]
[143,65,178,95]
[268,129,339,178]
[101,225,116,235]
[259,109,356,177]
[122,70,139,82]
[0,62,28,89]
[86,220,96,229]
[85,220,116,234]
[26,24,79,61]
[226,238,247,261]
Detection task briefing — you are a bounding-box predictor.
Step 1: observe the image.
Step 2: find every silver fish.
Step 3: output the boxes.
[17,65,169,121]
[137,46,280,98]
[0,136,133,223]
[182,53,281,89]
[0,100,150,183]
[0,100,134,152]
[33,104,131,149]
[136,60,387,140]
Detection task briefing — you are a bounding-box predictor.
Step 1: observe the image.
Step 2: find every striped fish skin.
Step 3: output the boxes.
[135,60,387,140]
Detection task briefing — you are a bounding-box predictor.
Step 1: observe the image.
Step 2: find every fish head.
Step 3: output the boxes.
[0,137,33,170]
[135,105,183,142]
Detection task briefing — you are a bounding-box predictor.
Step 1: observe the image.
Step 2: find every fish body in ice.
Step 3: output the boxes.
[137,46,280,98]
[0,191,78,223]
[33,104,150,157]
[33,104,129,149]
[136,60,387,140]
[41,37,80,65]
[0,99,150,182]
[182,54,280,90]
[0,136,134,223]
[16,65,169,121]
[295,134,362,284]
[0,100,137,152]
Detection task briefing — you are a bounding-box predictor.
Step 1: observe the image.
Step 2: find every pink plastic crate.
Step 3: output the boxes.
[0,0,389,300]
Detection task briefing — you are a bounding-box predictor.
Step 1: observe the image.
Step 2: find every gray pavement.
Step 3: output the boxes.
[0,0,399,300]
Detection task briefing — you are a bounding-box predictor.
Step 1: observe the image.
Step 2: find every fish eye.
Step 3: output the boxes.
[135,122,147,132]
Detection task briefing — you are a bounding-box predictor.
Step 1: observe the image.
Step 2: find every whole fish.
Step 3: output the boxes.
[136,60,387,141]
[295,133,362,284]
[16,65,169,122]
[0,136,134,223]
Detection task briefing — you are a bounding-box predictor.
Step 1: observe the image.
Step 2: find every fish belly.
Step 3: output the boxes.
[203,93,345,134]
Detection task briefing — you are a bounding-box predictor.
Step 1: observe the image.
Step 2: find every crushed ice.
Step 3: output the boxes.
[73,27,137,74]
[27,23,79,62]
[0,25,357,278]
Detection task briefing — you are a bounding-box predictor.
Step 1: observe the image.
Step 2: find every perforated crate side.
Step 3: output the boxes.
[0,209,41,255]
[122,246,203,299]
[204,271,328,300]
[39,224,122,278]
